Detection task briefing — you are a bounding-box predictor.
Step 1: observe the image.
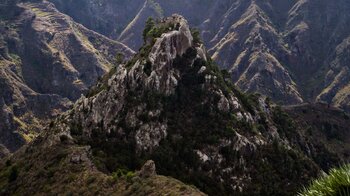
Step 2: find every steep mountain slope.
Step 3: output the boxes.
[284,103,350,169]
[2,15,348,195]
[49,0,350,111]
[49,0,145,40]
[282,0,350,108]
[0,0,134,152]
[117,0,164,50]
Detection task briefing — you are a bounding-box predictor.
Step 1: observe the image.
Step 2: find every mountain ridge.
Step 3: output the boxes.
[0,1,348,195]
[49,0,350,111]
[0,14,347,195]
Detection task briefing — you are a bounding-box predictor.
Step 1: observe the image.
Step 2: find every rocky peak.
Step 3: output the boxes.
[43,13,296,195]
[0,3,349,196]
[149,14,193,67]
[3,13,348,196]
[128,14,200,95]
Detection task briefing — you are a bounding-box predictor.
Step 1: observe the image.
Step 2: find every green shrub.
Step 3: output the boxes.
[191,28,202,44]
[112,168,128,181]
[299,164,350,196]
[112,169,135,183]
[143,17,156,42]
[143,17,176,43]
[126,171,136,182]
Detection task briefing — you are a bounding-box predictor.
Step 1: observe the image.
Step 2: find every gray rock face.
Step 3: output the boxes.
[147,15,193,95]
[69,146,91,164]
[53,15,199,153]
[149,15,193,63]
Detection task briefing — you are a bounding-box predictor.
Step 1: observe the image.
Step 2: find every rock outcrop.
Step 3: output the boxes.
[138,160,157,178]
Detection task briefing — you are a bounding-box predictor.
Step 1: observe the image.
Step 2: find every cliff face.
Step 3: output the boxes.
[49,0,350,110]
[0,1,134,152]
[2,15,347,195]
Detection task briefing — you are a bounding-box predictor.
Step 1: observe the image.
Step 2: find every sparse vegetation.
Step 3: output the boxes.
[114,52,125,64]
[111,168,135,182]
[143,17,156,43]
[142,17,177,44]
[191,28,202,44]
[86,66,118,98]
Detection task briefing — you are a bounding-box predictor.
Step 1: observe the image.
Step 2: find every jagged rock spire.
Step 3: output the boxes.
[149,14,193,67]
